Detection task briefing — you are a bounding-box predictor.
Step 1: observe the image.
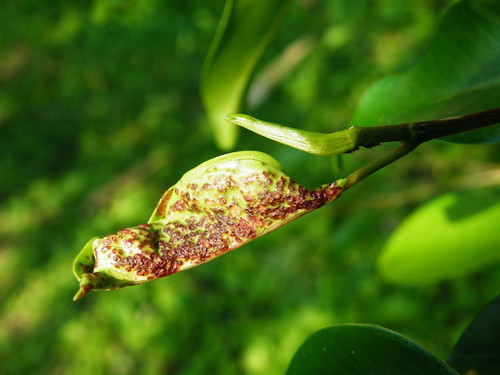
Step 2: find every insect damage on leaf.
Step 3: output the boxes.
[73,151,345,300]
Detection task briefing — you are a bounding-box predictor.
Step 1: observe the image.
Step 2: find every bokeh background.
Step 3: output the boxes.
[1,1,499,374]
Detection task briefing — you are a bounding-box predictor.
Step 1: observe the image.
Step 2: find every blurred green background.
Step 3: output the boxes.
[1,1,499,374]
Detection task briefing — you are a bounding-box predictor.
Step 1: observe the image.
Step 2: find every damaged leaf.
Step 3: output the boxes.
[73,151,345,300]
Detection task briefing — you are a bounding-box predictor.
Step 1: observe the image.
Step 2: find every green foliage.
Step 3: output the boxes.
[1,0,499,374]
[378,187,500,285]
[447,295,500,375]
[352,0,500,144]
[286,325,458,375]
[287,296,500,374]
[201,0,291,150]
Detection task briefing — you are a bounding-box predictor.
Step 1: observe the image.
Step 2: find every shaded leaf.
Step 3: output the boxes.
[201,0,292,150]
[352,0,500,144]
[377,188,500,285]
[286,324,458,375]
[447,295,500,375]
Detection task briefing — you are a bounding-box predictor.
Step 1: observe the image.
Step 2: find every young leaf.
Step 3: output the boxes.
[201,0,292,150]
[352,0,500,144]
[447,295,500,375]
[226,114,358,155]
[286,324,459,375]
[73,151,345,300]
[377,188,500,285]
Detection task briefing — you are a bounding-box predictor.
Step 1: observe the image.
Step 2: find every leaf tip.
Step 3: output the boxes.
[225,113,254,127]
[73,274,94,301]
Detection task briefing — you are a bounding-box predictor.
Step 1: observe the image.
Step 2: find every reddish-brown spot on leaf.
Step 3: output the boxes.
[73,152,345,299]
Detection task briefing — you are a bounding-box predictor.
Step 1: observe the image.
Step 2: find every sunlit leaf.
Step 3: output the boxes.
[377,188,500,285]
[352,0,500,144]
[447,295,500,375]
[201,0,292,150]
[286,324,459,375]
[73,151,345,300]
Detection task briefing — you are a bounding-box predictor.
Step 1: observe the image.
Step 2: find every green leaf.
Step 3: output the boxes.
[352,0,500,144]
[201,0,292,150]
[377,188,500,285]
[447,295,500,375]
[286,324,459,375]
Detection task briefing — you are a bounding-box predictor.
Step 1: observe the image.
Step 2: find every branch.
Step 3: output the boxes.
[343,141,421,190]
[409,107,500,142]
[226,107,500,155]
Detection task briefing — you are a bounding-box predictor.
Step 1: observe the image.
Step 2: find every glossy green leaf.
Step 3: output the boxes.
[447,295,500,375]
[352,0,500,144]
[286,325,459,375]
[201,0,291,150]
[378,188,500,285]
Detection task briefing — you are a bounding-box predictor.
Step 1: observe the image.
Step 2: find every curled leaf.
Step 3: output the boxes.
[226,114,357,155]
[73,151,345,300]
